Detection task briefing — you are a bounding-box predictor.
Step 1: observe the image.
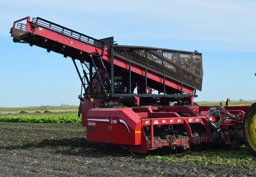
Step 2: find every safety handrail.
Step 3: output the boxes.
[32,17,104,48]
[12,16,30,32]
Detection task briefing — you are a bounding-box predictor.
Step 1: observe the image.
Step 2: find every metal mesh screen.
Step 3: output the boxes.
[163,51,179,64]
[113,46,203,91]
[179,53,192,71]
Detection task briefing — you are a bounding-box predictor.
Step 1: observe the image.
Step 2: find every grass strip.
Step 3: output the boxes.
[0,113,81,124]
[197,101,255,106]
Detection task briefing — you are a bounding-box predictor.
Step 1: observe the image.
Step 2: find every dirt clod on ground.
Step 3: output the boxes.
[19,111,27,114]
[43,110,51,113]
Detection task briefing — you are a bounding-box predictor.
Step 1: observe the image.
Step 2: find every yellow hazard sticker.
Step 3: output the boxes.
[135,131,141,133]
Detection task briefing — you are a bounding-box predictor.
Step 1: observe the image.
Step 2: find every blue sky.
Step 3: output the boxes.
[1,0,256,107]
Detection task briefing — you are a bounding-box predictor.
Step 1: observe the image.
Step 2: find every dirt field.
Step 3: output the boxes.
[0,122,255,177]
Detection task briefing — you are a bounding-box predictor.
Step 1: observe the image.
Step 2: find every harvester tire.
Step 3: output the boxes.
[243,103,256,156]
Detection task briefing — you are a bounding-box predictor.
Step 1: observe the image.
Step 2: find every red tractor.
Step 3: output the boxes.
[10,16,256,155]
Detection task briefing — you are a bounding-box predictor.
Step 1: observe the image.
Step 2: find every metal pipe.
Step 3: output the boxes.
[111,46,114,95]
[150,119,155,149]
[89,62,93,95]
[145,68,147,94]
[80,61,90,86]
[163,75,166,95]
[129,62,131,94]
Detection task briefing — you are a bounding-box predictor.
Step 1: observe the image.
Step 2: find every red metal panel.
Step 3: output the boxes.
[81,99,107,127]
[148,112,180,118]
[86,108,141,145]
[126,130,149,153]
[86,109,111,143]
[136,112,148,118]
[109,108,141,145]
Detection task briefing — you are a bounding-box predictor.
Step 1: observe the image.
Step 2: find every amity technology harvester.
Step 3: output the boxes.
[10,16,256,155]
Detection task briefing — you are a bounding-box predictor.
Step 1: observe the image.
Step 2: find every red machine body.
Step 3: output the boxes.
[83,104,250,153]
[10,16,255,154]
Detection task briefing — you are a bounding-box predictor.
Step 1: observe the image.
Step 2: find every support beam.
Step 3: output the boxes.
[150,119,155,149]
[80,61,90,87]
[89,62,93,95]
[163,75,166,95]
[72,59,88,97]
[145,68,147,94]
[129,62,131,94]
[111,46,114,95]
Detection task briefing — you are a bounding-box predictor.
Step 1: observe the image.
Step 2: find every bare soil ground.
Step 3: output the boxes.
[0,122,256,176]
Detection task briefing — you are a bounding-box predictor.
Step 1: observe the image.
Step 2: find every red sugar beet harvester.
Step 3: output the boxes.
[10,16,256,155]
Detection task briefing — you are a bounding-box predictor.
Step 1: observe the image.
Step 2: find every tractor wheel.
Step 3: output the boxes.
[243,103,256,156]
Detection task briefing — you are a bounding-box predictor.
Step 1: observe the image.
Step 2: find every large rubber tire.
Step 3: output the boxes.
[243,103,256,156]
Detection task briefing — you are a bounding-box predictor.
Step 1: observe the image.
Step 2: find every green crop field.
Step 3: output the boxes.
[0,113,80,124]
